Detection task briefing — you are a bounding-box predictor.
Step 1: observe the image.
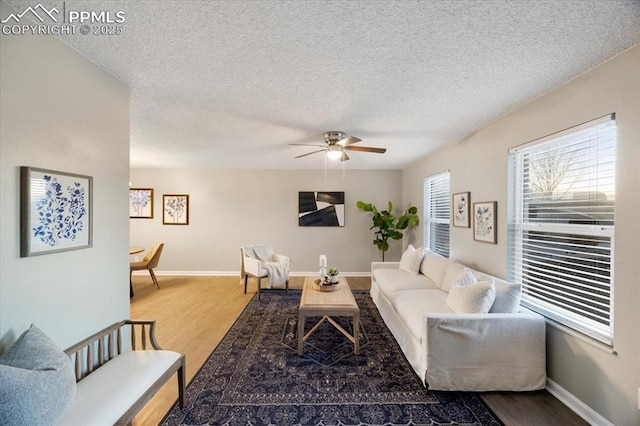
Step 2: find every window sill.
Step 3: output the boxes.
[544,317,617,355]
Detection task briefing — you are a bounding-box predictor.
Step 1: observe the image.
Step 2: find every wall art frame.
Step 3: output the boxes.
[298,191,345,227]
[452,191,470,228]
[129,188,154,219]
[163,194,189,225]
[20,166,93,257]
[473,201,497,244]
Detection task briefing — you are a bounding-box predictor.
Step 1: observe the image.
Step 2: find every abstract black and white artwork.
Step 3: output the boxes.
[20,166,93,257]
[298,191,345,227]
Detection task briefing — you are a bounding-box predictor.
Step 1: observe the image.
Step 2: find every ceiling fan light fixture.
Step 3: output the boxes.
[326,145,343,160]
[291,130,386,162]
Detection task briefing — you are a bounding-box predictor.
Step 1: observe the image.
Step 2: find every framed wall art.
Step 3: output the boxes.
[452,192,470,228]
[163,194,189,225]
[20,166,93,257]
[473,201,497,244]
[130,188,154,218]
[298,191,345,226]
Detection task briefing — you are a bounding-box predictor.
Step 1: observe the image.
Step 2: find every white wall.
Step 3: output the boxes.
[403,46,640,425]
[129,168,405,274]
[0,1,131,351]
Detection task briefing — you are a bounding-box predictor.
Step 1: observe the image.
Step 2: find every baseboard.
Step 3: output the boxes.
[289,271,371,277]
[546,378,613,426]
[134,271,372,277]
[150,271,239,276]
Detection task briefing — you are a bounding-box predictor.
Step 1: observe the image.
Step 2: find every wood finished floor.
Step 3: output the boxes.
[130,275,587,426]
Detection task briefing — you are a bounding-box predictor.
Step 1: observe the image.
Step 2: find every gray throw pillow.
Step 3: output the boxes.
[0,324,77,426]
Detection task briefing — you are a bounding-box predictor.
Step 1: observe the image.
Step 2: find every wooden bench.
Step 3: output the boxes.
[58,320,185,425]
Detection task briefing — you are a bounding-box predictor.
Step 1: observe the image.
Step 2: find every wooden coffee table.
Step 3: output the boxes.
[297,276,360,356]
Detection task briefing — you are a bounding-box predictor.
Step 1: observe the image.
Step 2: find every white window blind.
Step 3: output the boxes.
[424,171,450,257]
[507,114,616,345]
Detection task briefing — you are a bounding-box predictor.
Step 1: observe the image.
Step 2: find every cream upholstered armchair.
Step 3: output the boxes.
[240,244,289,301]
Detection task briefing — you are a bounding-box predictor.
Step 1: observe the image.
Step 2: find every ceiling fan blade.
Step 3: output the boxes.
[337,136,362,147]
[294,149,326,159]
[343,145,387,154]
[340,152,350,161]
[289,143,325,147]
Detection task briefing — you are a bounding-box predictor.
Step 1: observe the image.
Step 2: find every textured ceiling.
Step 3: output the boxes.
[6,0,640,169]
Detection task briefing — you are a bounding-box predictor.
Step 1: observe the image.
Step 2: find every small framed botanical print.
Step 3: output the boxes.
[473,201,497,244]
[452,192,470,228]
[130,188,154,219]
[163,194,189,225]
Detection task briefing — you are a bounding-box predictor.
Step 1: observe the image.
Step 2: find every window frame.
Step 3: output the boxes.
[423,171,450,257]
[507,114,616,346]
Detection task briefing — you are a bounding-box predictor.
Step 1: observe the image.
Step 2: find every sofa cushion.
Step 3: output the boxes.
[419,250,451,286]
[399,245,425,275]
[446,281,496,313]
[489,278,522,313]
[0,324,77,426]
[373,269,438,299]
[393,289,453,342]
[472,271,523,313]
[441,262,477,293]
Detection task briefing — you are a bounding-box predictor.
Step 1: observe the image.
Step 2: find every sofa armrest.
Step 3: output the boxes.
[371,262,400,273]
[424,310,546,391]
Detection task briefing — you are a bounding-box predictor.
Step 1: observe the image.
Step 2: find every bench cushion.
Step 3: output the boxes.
[58,350,181,425]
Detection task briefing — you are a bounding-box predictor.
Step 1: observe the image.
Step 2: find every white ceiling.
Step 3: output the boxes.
[7,0,640,169]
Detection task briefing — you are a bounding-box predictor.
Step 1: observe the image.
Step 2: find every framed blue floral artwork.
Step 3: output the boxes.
[163,194,189,225]
[130,188,154,218]
[20,166,93,257]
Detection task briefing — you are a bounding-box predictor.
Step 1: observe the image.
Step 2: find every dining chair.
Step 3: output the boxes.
[130,242,164,296]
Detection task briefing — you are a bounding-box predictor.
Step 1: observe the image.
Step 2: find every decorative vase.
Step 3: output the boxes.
[330,275,339,284]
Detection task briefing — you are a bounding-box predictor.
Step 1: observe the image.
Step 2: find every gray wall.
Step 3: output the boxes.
[129,168,405,274]
[0,1,131,350]
[403,46,640,425]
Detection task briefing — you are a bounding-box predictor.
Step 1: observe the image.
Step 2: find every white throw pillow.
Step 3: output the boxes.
[419,249,451,286]
[446,280,496,314]
[441,262,477,292]
[489,278,523,313]
[399,245,425,275]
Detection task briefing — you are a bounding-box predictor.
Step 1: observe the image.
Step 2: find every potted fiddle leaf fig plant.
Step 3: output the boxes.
[356,201,419,261]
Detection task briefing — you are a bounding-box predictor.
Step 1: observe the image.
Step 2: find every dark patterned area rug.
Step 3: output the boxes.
[162,290,503,426]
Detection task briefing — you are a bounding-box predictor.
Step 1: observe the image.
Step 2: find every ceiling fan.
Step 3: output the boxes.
[290,131,387,161]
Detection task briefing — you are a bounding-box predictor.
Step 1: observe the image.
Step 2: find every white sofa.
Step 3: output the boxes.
[370,247,547,392]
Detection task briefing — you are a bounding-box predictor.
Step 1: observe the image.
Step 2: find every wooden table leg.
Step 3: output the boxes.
[353,311,360,355]
[297,312,305,355]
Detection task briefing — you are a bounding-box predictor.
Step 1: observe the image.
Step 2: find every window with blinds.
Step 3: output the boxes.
[507,114,616,345]
[424,171,450,257]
